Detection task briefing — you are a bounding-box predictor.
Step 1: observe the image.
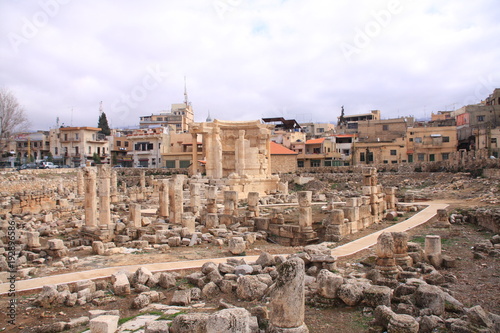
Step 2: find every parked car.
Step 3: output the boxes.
[112,164,123,168]
[39,161,57,169]
[17,163,38,170]
[58,165,71,168]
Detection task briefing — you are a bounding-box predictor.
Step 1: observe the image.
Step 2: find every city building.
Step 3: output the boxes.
[126,127,167,168]
[270,141,298,173]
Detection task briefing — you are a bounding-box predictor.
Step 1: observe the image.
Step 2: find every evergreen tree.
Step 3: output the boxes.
[98,112,111,136]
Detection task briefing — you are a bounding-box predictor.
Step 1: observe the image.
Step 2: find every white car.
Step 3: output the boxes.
[39,162,57,169]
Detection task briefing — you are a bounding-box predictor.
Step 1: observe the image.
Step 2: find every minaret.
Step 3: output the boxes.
[206,111,212,123]
[184,77,189,108]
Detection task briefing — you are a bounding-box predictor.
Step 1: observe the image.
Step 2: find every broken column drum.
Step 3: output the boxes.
[223,191,238,216]
[247,191,260,217]
[392,231,413,268]
[375,232,399,285]
[130,203,142,228]
[206,186,218,214]
[425,235,442,268]
[77,169,84,196]
[190,183,201,217]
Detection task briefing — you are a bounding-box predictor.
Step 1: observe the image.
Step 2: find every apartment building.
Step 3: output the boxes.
[406,125,458,163]
[299,122,335,140]
[353,137,407,165]
[125,127,167,168]
[13,131,50,163]
[161,132,202,169]
[292,137,342,167]
[139,103,194,133]
[50,127,110,167]
[109,131,133,166]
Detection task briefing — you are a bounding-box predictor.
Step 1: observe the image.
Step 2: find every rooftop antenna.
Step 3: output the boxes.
[70,107,74,126]
[184,76,189,107]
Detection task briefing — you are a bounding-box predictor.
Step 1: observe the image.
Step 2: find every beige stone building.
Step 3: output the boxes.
[270,141,298,174]
[13,131,50,164]
[353,137,407,165]
[292,137,342,168]
[51,127,110,167]
[109,131,133,166]
[406,125,458,163]
[161,132,202,169]
[299,122,335,140]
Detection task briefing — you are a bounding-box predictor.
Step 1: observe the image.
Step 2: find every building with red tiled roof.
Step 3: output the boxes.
[270,141,297,173]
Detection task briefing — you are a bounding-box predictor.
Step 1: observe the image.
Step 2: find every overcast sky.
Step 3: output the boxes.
[1,0,499,131]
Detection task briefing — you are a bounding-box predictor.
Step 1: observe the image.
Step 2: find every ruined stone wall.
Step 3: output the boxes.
[465,208,500,233]
[484,168,500,179]
[271,155,297,174]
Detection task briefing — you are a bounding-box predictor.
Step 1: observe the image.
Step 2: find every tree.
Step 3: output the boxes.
[92,152,102,164]
[98,112,111,136]
[0,88,30,149]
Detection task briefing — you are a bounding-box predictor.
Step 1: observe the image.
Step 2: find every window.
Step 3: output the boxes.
[417,153,425,161]
[347,123,358,130]
[317,128,324,133]
[383,125,389,131]
[117,141,121,147]
[165,160,176,168]
[75,133,79,140]
[442,136,450,143]
[148,143,154,150]
[75,146,79,155]
[88,146,91,154]
[324,160,332,167]
[64,134,68,141]
[54,147,58,155]
[360,152,365,162]
[124,141,129,147]
[383,160,388,164]
[33,142,38,148]
[409,138,414,142]
[492,138,497,144]
[408,154,413,163]
[179,160,190,168]
[391,160,397,164]
[297,160,304,167]
[313,148,321,154]
[414,137,422,143]
[390,150,397,156]
[429,154,435,162]
[311,159,321,167]
[477,115,485,122]
[441,153,449,160]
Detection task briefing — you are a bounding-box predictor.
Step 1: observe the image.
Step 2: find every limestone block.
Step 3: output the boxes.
[89,315,119,333]
[269,257,307,330]
[145,320,170,333]
[48,239,64,250]
[228,237,246,255]
[387,314,419,333]
[111,271,130,295]
[206,213,219,228]
[297,191,312,207]
[170,289,192,306]
[338,282,364,306]
[330,209,344,225]
[206,308,252,333]
[316,269,343,299]
[236,275,268,301]
[170,313,209,333]
[415,284,445,316]
[92,241,105,255]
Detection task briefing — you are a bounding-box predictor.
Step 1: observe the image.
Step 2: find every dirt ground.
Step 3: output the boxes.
[0,172,499,332]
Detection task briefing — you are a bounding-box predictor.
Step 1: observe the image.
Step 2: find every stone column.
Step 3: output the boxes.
[278,181,288,194]
[269,257,308,332]
[181,212,195,233]
[224,191,238,216]
[425,235,442,268]
[98,165,111,226]
[392,231,412,268]
[130,203,141,228]
[298,191,313,231]
[384,187,397,210]
[190,183,201,217]
[158,179,169,218]
[111,169,118,203]
[121,181,127,195]
[375,232,399,286]
[235,130,246,177]
[247,191,259,217]
[206,186,218,214]
[213,127,223,179]
[139,170,146,189]
[83,167,97,227]
[191,133,198,176]
[169,175,184,224]
[77,169,84,196]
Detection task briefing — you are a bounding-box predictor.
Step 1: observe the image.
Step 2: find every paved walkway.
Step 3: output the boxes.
[0,202,447,295]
